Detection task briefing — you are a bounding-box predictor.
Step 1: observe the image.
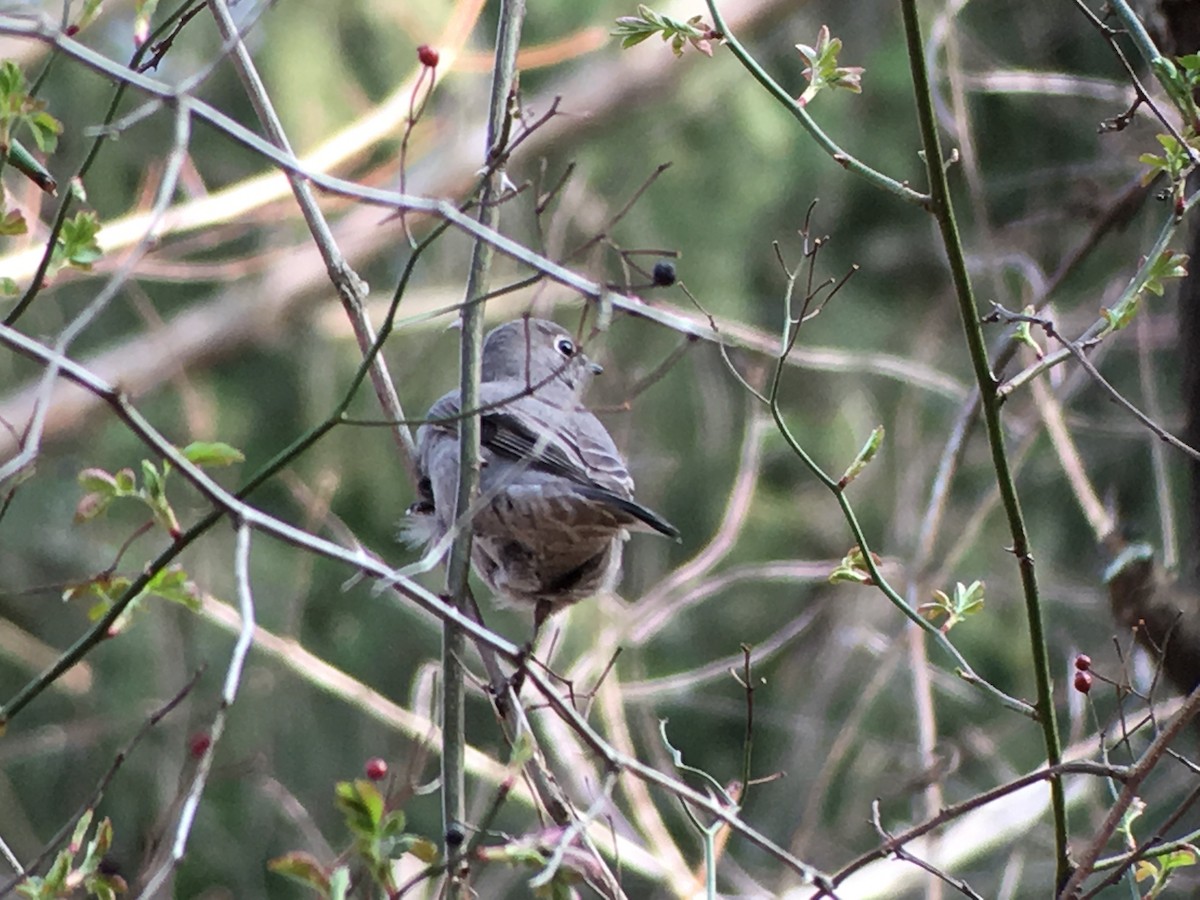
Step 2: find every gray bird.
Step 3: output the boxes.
[406,317,678,626]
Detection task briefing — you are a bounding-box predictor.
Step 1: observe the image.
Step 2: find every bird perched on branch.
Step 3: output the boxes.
[406,317,679,629]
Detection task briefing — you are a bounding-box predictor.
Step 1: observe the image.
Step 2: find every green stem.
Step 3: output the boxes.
[898,0,1067,886]
[704,0,929,209]
[442,0,526,893]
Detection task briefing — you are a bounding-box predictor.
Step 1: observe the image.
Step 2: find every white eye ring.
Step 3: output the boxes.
[556,337,576,357]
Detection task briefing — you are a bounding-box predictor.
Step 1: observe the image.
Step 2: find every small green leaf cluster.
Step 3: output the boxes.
[74,442,244,536]
[51,211,103,272]
[0,60,62,154]
[919,580,986,634]
[62,564,200,633]
[837,425,884,490]
[1120,798,1198,897]
[16,811,126,900]
[612,5,722,58]
[795,26,865,107]
[828,545,879,585]
[1101,250,1189,333]
[68,442,243,631]
[269,779,437,898]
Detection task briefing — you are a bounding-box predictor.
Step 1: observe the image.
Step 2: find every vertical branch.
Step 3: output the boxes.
[898,0,1069,887]
[442,0,527,889]
[204,0,419,485]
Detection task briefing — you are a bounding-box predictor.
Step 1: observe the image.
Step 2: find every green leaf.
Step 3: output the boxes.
[78,467,119,495]
[408,836,439,864]
[53,211,103,271]
[612,5,719,57]
[1160,847,1198,873]
[838,425,884,489]
[828,546,876,585]
[74,491,113,523]
[141,459,164,498]
[114,468,136,492]
[69,809,95,854]
[24,109,61,153]
[0,60,24,97]
[182,441,245,467]
[268,851,331,892]
[335,779,385,835]
[43,848,72,892]
[796,25,864,107]
[0,206,27,235]
[145,565,201,611]
[0,277,18,296]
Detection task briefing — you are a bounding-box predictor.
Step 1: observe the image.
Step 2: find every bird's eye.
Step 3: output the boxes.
[556,337,576,357]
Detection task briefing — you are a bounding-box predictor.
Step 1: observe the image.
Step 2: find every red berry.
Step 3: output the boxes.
[417,45,439,68]
[1074,654,1092,672]
[189,732,212,758]
[1073,671,1092,694]
[365,757,388,781]
[65,24,80,37]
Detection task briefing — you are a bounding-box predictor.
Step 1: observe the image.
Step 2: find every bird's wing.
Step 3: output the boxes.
[421,385,586,482]
[421,384,678,539]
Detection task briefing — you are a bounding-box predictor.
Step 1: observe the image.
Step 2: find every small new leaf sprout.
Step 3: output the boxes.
[51,211,103,272]
[828,545,880,585]
[919,580,985,633]
[1138,133,1196,185]
[182,441,245,467]
[16,811,126,899]
[1151,54,1200,132]
[1135,846,1199,898]
[1013,305,1044,359]
[268,852,333,895]
[0,60,63,154]
[63,564,201,634]
[1119,796,1147,851]
[612,5,723,58]
[0,204,28,236]
[1141,249,1189,297]
[313,778,431,894]
[838,425,884,490]
[1102,250,1188,333]
[795,25,865,107]
[75,442,242,534]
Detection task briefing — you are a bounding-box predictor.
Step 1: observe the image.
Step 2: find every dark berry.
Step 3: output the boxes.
[1073,671,1092,694]
[652,261,677,287]
[417,45,439,68]
[445,825,465,847]
[1074,654,1091,672]
[365,757,388,781]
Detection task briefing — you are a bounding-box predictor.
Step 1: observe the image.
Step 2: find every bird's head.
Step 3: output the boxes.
[481,317,601,393]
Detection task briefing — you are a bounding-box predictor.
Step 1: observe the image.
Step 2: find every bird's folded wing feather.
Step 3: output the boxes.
[422,386,678,539]
[422,389,590,484]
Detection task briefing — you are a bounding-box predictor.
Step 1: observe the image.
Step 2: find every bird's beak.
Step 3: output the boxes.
[589,361,604,375]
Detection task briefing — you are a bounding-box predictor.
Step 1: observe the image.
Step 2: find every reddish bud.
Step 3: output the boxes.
[1073,671,1092,694]
[189,732,212,758]
[365,757,388,781]
[65,24,80,37]
[1074,654,1091,672]
[417,45,439,68]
